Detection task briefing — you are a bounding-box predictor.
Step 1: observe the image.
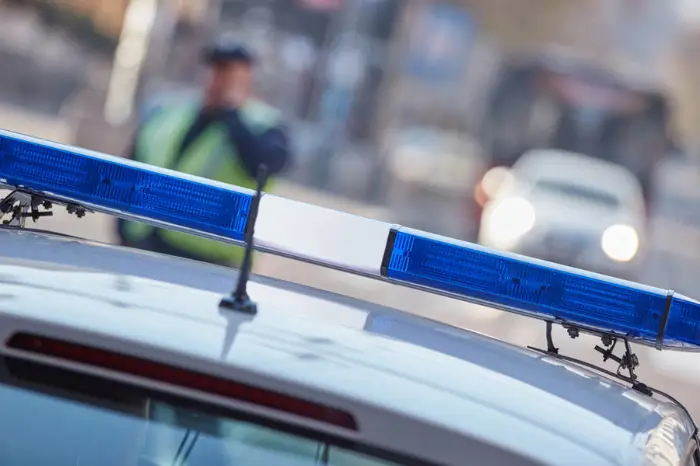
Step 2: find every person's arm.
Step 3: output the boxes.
[219,109,291,177]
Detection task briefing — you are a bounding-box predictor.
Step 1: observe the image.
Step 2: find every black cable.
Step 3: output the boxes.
[529,346,698,432]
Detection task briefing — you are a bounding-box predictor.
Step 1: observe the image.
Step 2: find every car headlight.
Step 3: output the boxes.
[601,224,639,263]
[482,197,536,250]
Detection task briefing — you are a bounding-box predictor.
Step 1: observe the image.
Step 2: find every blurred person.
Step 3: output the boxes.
[117,39,291,267]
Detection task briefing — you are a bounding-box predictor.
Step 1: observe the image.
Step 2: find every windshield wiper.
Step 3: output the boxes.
[315,443,329,465]
[172,429,200,466]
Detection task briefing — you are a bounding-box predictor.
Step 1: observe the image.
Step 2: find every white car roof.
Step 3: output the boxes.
[0,228,694,466]
[513,150,643,203]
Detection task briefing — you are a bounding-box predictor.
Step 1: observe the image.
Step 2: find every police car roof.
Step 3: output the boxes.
[0,227,693,466]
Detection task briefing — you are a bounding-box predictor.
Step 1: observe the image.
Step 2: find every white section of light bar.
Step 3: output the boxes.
[256,195,391,276]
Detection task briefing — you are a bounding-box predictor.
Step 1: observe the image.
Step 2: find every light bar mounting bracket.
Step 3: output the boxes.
[529,321,653,397]
[0,189,89,228]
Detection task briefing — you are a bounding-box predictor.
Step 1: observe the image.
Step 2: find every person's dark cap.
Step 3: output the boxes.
[202,39,256,66]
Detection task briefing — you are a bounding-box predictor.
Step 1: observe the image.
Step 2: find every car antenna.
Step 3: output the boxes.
[219,164,268,315]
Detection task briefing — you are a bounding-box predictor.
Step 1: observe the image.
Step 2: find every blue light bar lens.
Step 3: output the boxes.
[0,133,252,241]
[384,230,700,348]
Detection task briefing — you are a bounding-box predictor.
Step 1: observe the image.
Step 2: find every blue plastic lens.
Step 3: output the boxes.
[0,133,252,241]
[385,230,700,348]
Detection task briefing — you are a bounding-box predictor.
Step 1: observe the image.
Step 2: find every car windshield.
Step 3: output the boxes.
[533,179,621,208]
[0,357,403,466]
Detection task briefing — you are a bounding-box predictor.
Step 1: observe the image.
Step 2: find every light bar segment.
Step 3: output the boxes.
[382,228,700,349]
[0,130,252,241]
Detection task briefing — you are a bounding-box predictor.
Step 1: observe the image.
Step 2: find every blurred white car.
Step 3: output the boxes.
[384,126,485,194]
[380,126,486,240]
[478,149,647,279]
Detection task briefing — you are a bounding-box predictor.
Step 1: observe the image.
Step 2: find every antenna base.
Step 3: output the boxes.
[219,294,258,315]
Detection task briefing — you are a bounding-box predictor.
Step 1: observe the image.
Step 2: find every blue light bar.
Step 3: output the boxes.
[2,129,699,351]
[382,228,700,349]
[0,130,252,241]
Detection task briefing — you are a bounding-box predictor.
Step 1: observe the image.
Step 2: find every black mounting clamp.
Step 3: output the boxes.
[532,320,653,397]
[0,189,89,227]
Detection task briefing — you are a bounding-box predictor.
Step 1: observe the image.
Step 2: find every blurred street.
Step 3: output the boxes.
[2,0,700,424]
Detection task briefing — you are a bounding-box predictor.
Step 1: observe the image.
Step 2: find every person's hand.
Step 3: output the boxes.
[222,86,249,109]
[222,65,253,109]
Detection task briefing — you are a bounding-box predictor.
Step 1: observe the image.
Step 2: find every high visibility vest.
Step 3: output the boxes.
[122,101,282,265]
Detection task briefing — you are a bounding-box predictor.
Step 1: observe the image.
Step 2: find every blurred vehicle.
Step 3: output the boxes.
[381,126,485,240]
[478,150,647,279]
[475,52,675,218]
[1,129,700,466]
[384,126,484,193]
